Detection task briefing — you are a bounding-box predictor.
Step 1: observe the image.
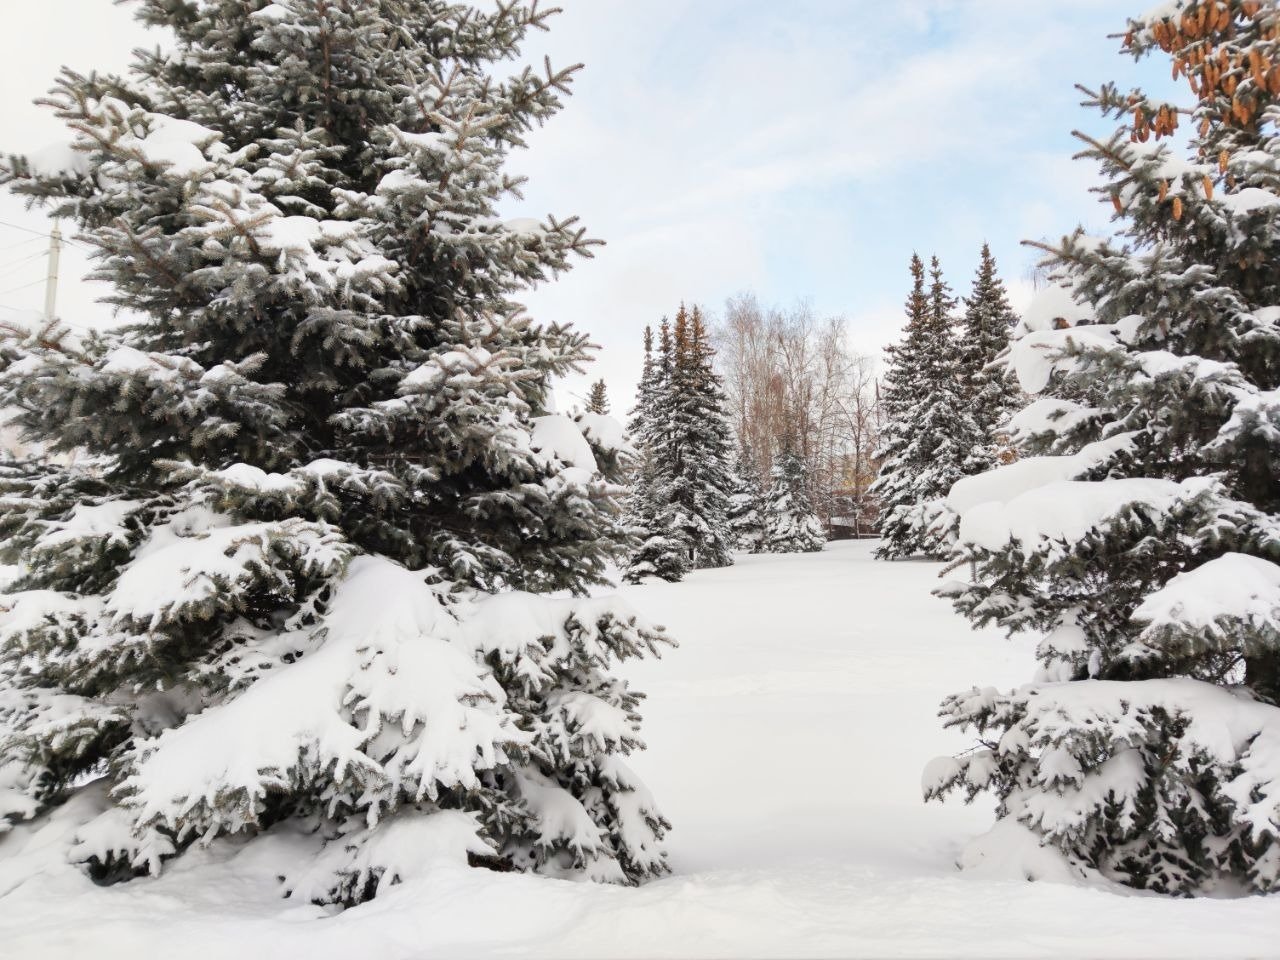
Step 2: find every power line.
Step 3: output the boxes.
[0,236,44,254]
[0,219,56,239]
[0,219,92,253]
[0,302,47,318]
[0,249,46,269]
[0,251,47,282]
[0,279,45,298]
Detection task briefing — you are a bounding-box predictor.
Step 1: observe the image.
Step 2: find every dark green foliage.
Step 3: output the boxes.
[0,0,670,902]
[760,447,824,554]
[586,378,610,415]
[624,306,735,580]
[958,243,1023,473]
[927,3,1280,895]
[726,444,765,553]
[872,254,975,559]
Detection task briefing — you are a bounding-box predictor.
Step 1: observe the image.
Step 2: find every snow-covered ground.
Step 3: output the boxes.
[2,541,1278,958]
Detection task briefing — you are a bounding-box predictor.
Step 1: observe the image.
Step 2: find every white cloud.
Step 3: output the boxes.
[0,0,1166,411]
[515,0,1139,402]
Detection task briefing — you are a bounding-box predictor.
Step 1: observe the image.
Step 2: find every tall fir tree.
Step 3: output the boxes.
[926,2,1280,895]
[664,305,735,570]
[958,243,1023,473]
[623,307,735,579]
[760,445,825,553]
[627,327,656,440]
[622,326,657,537]
[726,443,765,553]
[623,320,687,583]
[586,378,610,416]
[872,254,974,559]
[0,0,674,903]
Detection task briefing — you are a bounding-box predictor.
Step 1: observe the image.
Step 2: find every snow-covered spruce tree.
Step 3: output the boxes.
[958,243,1023,473]
[726,443,765,553]
[586,378,610,416]
[761,446,824,554]
[872,254,974,559]
[620,326,658,555]
[663,305,735,570]
[623,307,735,579]
[0,0,673,903]
[925,1,1280,895]
[623,321,688,583]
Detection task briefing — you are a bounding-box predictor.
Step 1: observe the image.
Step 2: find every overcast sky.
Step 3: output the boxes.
[0,0,1174,409]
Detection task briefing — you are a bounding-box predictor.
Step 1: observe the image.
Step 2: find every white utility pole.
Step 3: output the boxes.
[44,221,62,322]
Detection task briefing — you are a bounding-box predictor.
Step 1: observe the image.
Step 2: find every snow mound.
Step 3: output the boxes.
[954,819,1090,886]
[24,140,91,178]
[83,100,227,178]
[576,413,630,455]
[1133,553,1280,637]
[945,433,1134,517]
[957,477,1192,552]
[284,809,493,904]
[530,415,597,472]
[1005,398,1096,445]
[1008,325,1121,394]
[0,591,101,646]
[104,520,346,627]
[1020,282,1094,333]
[35,500,143,551]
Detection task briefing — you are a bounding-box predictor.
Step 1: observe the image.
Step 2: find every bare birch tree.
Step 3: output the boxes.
[712,294,881,534]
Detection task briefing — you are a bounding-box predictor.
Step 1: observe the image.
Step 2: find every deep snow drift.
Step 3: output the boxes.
[1,541,1277,958]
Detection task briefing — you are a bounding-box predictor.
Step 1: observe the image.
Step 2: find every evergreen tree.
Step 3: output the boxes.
[623,320,687,583]
[621,326,657,531]
[958,243,1023,473]
[664,305,735,570]
[625,327,657,463]
[927,3,1280,895]
[872,255,974,559]
[726,444,765,553]
[586,378,610,416]
[761,447,825,553]
[623,307,735,579]
[0,0,673,903]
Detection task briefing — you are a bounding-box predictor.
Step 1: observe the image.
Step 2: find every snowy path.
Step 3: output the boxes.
[3,541,1279,958]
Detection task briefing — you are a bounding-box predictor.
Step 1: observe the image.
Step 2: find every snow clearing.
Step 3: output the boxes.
[2,541,1276,959]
